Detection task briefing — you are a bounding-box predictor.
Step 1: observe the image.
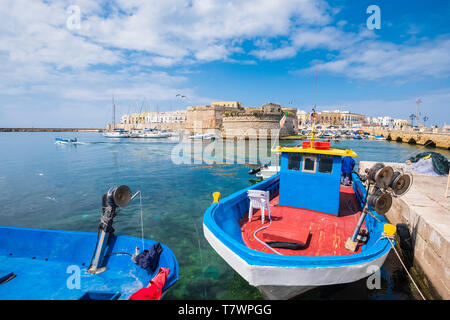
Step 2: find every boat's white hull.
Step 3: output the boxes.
[204,224,390,300]
[136,132,171,138]
[103,132,130,138]
[189,134,215,140]
[256,166,280,180]
[257,285,316,300]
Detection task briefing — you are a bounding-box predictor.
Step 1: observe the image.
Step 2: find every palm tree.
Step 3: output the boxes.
[423,116,429,127]
[409,114,416,127]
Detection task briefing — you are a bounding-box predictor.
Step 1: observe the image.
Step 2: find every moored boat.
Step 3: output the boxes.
[203,137,411,299]
[189,133,216,140]
[103,129,131,138]
[137,129,171,138]
[249,163,280,180]
[103,95,131,138]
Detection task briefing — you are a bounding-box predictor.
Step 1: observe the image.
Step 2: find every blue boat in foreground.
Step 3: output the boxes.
[0,185,179,300]
[203,134,412,299]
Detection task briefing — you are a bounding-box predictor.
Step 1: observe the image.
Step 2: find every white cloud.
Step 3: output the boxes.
[312,36,450,81]
[250,24,375,61]
[251,46,298,60]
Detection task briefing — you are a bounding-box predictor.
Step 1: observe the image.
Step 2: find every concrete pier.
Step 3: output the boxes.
[359,161,449,299]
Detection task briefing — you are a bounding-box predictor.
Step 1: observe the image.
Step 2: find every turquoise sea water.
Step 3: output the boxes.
[0,132,448,300]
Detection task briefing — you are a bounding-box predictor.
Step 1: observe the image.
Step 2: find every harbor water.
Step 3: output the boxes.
[0,132,448,299]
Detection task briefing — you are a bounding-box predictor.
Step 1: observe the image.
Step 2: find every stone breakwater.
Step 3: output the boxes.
[0,128,103,132]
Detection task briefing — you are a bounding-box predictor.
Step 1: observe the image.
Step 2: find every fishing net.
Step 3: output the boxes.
[408,152,449,175]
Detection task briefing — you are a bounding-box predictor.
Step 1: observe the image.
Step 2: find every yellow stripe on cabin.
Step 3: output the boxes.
[272,146,358,157]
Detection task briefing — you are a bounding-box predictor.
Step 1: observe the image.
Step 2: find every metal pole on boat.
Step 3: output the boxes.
[346,180,371,252]
[88,185,132,274]
[350,208,368,242]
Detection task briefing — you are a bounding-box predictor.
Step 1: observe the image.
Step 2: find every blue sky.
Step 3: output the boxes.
[0,0,449,127]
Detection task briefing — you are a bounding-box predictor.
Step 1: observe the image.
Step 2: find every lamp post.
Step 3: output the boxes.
[416,98,422,127]
[409,114,416,127]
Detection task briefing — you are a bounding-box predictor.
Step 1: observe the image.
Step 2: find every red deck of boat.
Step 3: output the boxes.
[239,186,364,256]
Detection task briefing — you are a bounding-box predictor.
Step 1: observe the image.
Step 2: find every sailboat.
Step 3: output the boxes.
[103,95,130,138]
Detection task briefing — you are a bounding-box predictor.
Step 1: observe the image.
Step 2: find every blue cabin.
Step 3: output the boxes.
[276,141,358,215]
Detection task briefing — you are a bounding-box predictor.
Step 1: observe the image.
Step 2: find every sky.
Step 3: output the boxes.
[0,0,449,127]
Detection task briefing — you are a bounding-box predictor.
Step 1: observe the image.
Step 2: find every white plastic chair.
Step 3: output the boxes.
[247,190,271,224]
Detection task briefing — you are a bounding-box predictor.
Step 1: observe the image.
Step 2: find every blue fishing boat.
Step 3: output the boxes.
[55,137,78,144]
[0,185,179,300]
[203,132,412,299]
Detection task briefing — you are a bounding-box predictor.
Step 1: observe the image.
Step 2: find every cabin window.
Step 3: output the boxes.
[288,154,301,171]
[302,156,316,173]
[318,157,333,173]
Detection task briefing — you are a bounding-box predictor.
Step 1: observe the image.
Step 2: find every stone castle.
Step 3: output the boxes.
[185,101,297,138]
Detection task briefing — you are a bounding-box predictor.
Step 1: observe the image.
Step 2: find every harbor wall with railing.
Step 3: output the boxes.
[359,161,450,299]
[362,127,450,149]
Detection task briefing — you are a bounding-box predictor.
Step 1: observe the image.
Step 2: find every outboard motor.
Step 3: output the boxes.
[88,185,133,274]
[248,162,270,175]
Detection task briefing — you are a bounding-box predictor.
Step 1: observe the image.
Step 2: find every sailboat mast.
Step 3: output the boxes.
[112,94,115,130]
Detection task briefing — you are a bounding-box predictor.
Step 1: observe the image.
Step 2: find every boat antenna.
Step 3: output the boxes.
[310,67,318,145]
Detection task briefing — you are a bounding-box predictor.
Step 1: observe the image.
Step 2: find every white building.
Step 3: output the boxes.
[120,114,130,124]
[381,116,394,127]
[365,116,411,128]
[144,110,186,124]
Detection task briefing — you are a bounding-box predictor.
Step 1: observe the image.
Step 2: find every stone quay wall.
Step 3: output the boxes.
[359,161,450,299]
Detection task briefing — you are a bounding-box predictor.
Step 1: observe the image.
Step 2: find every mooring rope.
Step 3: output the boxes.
[253,204,283,256]
[382,234,426,300]
[139,192,145,251]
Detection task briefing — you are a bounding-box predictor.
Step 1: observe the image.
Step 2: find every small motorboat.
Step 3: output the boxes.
[189,133,216,141]
[0,185,178,300]
[248,163,280,180]
[55,138,78,144]
[203,137,412,299]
